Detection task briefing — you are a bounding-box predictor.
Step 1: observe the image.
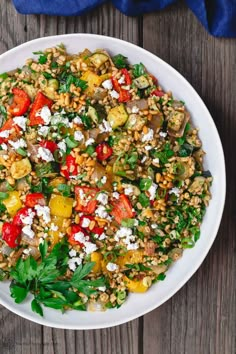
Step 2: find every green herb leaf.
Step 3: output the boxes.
[0,73,8,80]
[57,183,71,197]
[157,273,166,281]
[138,193,150,207]
[132,63,145,78]
[139,178,152,191]
[10,283,28,303]
[59,74,88,93]
[65,136,79,148]
[38,55,48,64]
[121,218,136,228]
[31,298,43,316]
[112,54,128,69]
[0,192,9,200]
[85,145,95,156]
[0,105,7,120]
[39,241,48,260]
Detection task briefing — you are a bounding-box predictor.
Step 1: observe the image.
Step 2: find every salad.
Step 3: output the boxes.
[0,45,212,316]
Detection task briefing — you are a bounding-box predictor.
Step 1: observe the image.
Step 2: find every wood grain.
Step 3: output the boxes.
[0,1,235,353]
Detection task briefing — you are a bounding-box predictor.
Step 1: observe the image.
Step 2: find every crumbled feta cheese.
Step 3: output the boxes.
[153,158,160,164]
[0,143,7,151]
[74,231,86,243]
[96,192,108,205]
[142,128,154,142]
[121,85,130,90]
[148,183,158,200]
[51,113,69,126]
[38,126,50,137]
[36,106,51,125]
[131,105,139,113]
[73,231,97,254]
[127,243,139,250]
[73,116,83,125]
[159,131,167,138]
[124,186,133,195]
[13,116,27,131]
[98,120,112,133]
[109,90,119,99]
[69,122,73,128]
[21,208,35,225]
[35,205,51,224]
[0,130,11,138]
[98,233,106,240]
[68,257,82,271]
[95,205,108,219]
[9,138,27,150]
[100,176,107,185]
[50,223,58,231]
[112,192,120,199]
[74,131,84,141]
[115,227,132,241]
[69,249,77,258]
[57,140,66,152]
[141,156,147,163]
[169,187,180,197]
[151,223,158,229]
[115,226,139,250]
[145,145,152,151]
[37,146,54,162]
[23,249,30,255]
[102,79,113,90]
[118,75,125,84]
[85,138,95,146]
[98,286,106,292]
[84,243,97,254]
[22,225,35,239]
[81,217,91,228]
[106,262,119,272]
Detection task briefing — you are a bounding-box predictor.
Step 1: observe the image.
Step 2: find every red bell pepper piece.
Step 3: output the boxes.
[111,77,120,92]
[118,89,131,103]
[39,140,58,153]
[12,207,32,226]
[74,186,99,214]
[67,224,89,246]
[9,88,31,117]
[121,69,132,85]
[25,193,46,208]
[0,118,21,144]
[60,154,78,179]
[29,92,53,126]
[110,194,135,224]
[79,215,104,235]
[151,89,164,97]
[95,142,113,161]
[2,222,22,248]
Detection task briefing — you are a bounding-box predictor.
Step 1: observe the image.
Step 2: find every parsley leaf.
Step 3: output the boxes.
[57,184,71,197]
[132,63,146,78]
[59,73,88,93]
[31,299,43,317]
[112,54,128,69]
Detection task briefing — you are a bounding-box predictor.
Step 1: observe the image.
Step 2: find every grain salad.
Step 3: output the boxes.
[0,45,212,316]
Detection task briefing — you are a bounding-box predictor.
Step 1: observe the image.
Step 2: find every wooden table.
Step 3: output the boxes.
[0,1,235,353]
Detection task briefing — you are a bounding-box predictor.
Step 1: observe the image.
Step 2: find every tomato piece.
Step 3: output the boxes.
[118,89,131,103]
[12,207,31,226]
[75,186,99,214]
[29,92,53,126]
[95,142,113,161]
[9,88,31,117]
[25,193,46,208]
[110,194,135,224]
[111,77,120,92]
[2,222,22,248]
[0,118,21,144]
[151,89,164,97]
[67,224,89,246]
[60,154,78,179]
[121,69,132,85]
[79,215,104,235]
[40,140,58,153]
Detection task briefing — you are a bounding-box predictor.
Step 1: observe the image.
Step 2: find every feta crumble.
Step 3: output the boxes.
[0,130,11,138]
[68,257,82,271]
[169,187,180,197]
[34,205,51,224]
[22,225,35,239]
[0,143,7,151]
[106,262,119,272]
[109,90,119,99]
[102,79,113,90]
[112,192,120,199]
[13,116,27,131]
[20,208,35,225]
[81,217,91,228]
[124,186,133,195]
[118,75,125,84]
[142,128,154,142]
[57,140,67,152]
[38,126,50,137]
[73,116,83,125]
[9,138,27,150]
[145,145,152,151]
[153,158,160,164]
[100,176,107,184]
[148,183,158,200]
[131,105,139,113]
[69,249,77,258]
[37,146,54,162]
[36,106,51,125]
[85,138,95,146]
[74,131,84,141]
[95,205,108,219]
[141,156,147,163]
[98,120,112,133]
[50,223,59,231]
[159,131,167,138]
[96,192,108,205]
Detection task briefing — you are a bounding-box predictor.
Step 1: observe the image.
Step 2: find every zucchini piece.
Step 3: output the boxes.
[87,106,99,124]
[125,114,146,131]
[133,75,149,89]
[107,104,129,129]
[10,158,32,180]
[89,53,109,68]
[35,162,59,178]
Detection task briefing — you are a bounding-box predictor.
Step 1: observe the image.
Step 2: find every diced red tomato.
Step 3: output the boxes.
[60,154,78,179]
[39,140,58,153]
[79,215,104,235]
[110,194,135,224]
[151,89,164,97]
[74,186,99,214]
[12,207,32,226]
[95,142,113,161]
[67,224,88,246]
[29,92,53,126]
[9,88,31,117]
[121,69,132,85]
[25,193,46,208]
[2,222,22,248]
[118,89,131,103]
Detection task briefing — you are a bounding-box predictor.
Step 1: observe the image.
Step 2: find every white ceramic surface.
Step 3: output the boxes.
[0,34,226,329]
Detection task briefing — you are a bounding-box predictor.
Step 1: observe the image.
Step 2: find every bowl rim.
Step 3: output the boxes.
[0,33,226,329]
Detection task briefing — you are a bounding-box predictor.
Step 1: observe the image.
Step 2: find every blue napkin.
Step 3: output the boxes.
[13,0,236,37]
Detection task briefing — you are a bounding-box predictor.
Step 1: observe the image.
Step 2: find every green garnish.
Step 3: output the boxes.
[112,54,128,69]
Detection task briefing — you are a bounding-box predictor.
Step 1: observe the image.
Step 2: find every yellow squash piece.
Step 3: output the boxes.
[80,70,102,96]
[3,191,22,216]
[123,276,149,293]
[107,104,129,129]
[89,53,109,68]
[10,158,32,180]
[48,215,66,245]
[91,252,103,273]
[117,250,143,267]
[49,194,73,218]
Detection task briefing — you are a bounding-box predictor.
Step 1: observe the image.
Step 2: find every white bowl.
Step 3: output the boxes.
[0,34,226,329]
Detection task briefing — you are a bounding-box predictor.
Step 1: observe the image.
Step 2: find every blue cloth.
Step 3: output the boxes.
[13,0,236,37]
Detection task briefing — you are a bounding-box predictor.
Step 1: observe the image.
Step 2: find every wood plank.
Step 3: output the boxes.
[142,3,236,354]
